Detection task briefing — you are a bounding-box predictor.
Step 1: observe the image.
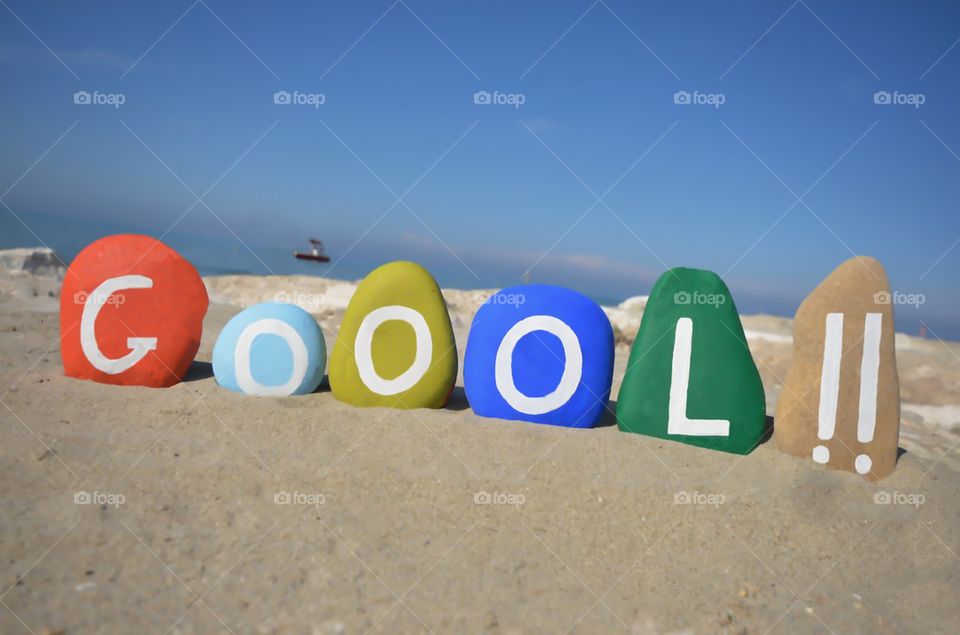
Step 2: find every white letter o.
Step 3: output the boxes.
[354,305,432,396]
[234,319,309,396]
[494,315,582,415]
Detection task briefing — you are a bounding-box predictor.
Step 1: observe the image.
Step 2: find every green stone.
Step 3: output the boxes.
[329,261,457,409]
[616,268,767,454]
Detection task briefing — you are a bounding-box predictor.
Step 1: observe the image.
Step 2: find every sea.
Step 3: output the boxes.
[1,210,952,340]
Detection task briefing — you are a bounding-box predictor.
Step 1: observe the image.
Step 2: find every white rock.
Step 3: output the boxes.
[601,296,647,345]
[0,247,65,278]
[202,275,357,314]
[901,403,960,431]
[743,329,793,344]
[617,295,648,314]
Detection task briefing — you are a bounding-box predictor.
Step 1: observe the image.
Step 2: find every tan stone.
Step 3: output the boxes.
[775,256,900,480]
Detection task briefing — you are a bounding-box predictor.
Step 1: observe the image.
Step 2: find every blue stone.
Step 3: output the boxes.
[213,302,326,396]
[464,285,614,427]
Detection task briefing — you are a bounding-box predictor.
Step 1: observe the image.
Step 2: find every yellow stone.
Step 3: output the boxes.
[329,261,457,408]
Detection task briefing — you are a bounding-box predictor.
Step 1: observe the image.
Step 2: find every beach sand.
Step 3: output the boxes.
[1,255,958,634]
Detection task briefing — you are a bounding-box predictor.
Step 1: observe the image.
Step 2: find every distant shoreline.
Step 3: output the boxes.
[1,211,955,339]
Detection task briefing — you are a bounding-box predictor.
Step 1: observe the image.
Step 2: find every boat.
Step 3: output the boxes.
[293,238,330,263]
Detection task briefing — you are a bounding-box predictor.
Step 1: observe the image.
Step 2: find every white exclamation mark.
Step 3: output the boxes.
[855,313,883,475]
[814,313,844,464]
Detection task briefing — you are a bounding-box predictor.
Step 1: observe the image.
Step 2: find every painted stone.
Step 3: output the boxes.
[464,285,614,428]
[616,268,767,453]
[212,303,326,396]
[328,261,456,408]
[775,256,900,480]
[60,234,208,387]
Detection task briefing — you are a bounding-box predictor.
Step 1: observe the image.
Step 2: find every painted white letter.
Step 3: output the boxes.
[354,305,432,396]
[667,317,730,436]
[80,275,157,374]
[494,315,583,415]
[234,319,309,396]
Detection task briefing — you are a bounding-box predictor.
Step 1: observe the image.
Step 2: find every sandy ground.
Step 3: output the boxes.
[2,263,959,634]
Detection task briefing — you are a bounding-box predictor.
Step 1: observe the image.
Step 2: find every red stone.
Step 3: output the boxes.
[60,234,208,387]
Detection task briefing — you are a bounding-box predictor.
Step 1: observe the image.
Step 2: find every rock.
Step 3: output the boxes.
[212,302,326,396]
[463,284,614,428]
[0,247,65,277]
[775,256,900,479]
[616,268,767,453]
[202,275,357,313]
[59,234,208,387]
[328,261,456,408]
[601,295,648,347]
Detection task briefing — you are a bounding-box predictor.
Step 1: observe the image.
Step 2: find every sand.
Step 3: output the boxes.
[1,254,958,634]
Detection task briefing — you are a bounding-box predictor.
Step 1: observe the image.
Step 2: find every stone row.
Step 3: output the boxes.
[59,235,900,479]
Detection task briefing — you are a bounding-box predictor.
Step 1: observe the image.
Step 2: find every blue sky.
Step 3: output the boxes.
[1,0,959,337]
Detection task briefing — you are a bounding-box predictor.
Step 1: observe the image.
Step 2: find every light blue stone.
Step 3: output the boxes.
[213,302,326,396]
[463,285,614,428]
